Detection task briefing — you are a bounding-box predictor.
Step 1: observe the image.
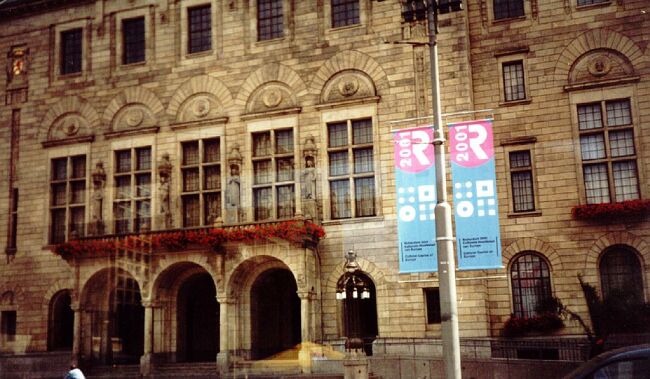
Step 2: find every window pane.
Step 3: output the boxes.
[136,200,150,232]
[136,174,151,197]
[203,138,220,163]
[253,132,272,157]
[277,185,295,218]
[329,151,348,176]
[183,195,200,227]
[332,0,360,28]
[606,99,632,126]
[257,0,283,40]
[353,148,373,174]
[503,61,526,101]
[188,5,212,54]
[599,248,643,303]
[183,168,200,192]
[275,129,294,154]
[493,0,524,20]
[115,150,131,173]
[355,177,375,217]
[204,166,221,190]
[1,311,17,341]
[115,176,131,199]
[330,180,351,219]
[52,158,68,180]
[71,156,86,178]
[583,164,610,204]
[328,122,348,147]
[613,161,639,201]
[123,17,145,64]
[136,148,151,171]
[425,288,441,324]
[254,160,272,184]
[352,119,372,144]
[114,202,131,234]
[609,130,635,157]
[509,151,531,168]
[511,171,534,212]
[276,157,294,182]
[70,207,85,238]
[70,181,85,204]
[510,253,551,318]
[578,0,608,4]
[61,28,82,74]
[577,103,603,130]
[254,187,272,220]
[580,134,606,160]
[204,193,221,224]
[51,209,66,243]
[183,141,199,165]
[52,183,67,206]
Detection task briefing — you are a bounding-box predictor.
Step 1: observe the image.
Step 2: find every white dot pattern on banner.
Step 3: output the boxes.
[397,184,436,222]
[453,179,497,218]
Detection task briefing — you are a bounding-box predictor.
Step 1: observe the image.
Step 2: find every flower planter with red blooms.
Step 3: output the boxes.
[51,221,325,259]
[571,199,650,221]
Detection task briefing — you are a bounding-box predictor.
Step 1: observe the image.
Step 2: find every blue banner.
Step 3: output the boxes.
[448,120,502,270]
[393,126,438,273]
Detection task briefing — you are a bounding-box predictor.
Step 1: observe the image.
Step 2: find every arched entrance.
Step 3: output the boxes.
[177,272,219,362]
[48,290,73,351]
[112,273,144,362]
[250,268,301,360]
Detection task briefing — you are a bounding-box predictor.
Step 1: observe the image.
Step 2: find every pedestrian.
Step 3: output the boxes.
[64,362,86,379]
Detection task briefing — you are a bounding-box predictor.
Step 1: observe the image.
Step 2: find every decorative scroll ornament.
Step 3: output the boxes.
[63,119,80,136]
[192,97,211,118]
[588,56,612,77]
[338,78,359,97]
[125,109,144,127]
[262,89,283,108]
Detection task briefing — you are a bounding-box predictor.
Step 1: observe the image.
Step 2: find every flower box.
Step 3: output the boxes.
[571,199,650,221]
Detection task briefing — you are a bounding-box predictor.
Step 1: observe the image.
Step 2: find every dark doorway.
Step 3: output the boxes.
[112,275,144,363]
[178,273,219,362]
[48,290,74,351]
[250,268,301,360]
[342,272,378,355]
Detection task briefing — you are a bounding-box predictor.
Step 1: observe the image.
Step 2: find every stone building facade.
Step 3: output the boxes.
[0,0,648,376]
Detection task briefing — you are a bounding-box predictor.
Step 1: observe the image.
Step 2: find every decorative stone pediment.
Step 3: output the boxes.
[320,70,376,104]
[569,49,635,86]
[177,93,223,123]
[246,82,296,113]
[48,113,91,140]
[113,103,157,131]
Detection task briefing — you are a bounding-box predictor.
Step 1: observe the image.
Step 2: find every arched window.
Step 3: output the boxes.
[599,246,644,303]
[510,252,552,318]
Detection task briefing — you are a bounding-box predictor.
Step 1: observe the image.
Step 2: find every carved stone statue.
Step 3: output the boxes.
[302,156,316,200]
[225,146,242,224]
[90,162,106,235]
[158,153,172,228]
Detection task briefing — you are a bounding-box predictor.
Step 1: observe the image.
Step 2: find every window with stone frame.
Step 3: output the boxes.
[188,4,212,54]
[510,252,552,318]
[252,129,295,221]
[328,118,375,219]
[424,288,441,324]
[122,17,146,64]
[181,138,222,227]
[1,311,16,343]
[577,99,639,204]
[331,0,360,28]
[577,0,608,6]
[502,60,526,102]
[509,150,535,212]
[257,0,283,41]
[493,0,524,20]
[113,147,152,234]
[599,247,644,303]
[50,155,86,244]
[60,28,82,75]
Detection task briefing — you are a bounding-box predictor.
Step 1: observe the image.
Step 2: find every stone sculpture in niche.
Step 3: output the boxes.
[158,153,172,229]
[90,162,106,235]
[225,146,242,224]
[301,136,319,222]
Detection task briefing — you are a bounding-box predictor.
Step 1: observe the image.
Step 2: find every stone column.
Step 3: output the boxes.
[298,291,315,374]
[99,315,111,364]
[140,301,154,376]
[71,304,82,362]
[216,298,231,374]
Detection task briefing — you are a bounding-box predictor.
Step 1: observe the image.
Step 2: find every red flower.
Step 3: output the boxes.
[572,199,650,220]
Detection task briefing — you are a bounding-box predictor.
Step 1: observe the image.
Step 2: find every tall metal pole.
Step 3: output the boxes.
[426,2,462,378]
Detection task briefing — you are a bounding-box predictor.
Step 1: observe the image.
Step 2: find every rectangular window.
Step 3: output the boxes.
[257,0,283,41]
[578,99,639,204]
[493,0,524,20]
[123,17,146,64]
[509,150,535,212]
[502,60,526,102]
[60,28,82,74]
[577,0,608,5]
[328,118,375,219]
[424,288,441,324]
[114,147,152,234]
[332,0,360,28]
[188,5,212,53]
[252,129,295,220]
[1,311,16,342]
[50,156,86,243]
[181,138,222,227]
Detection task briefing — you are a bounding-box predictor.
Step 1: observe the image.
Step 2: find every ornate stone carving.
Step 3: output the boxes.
[262,89,283,108]
[338,78,359,97]
[125,109,144,127]
[177,94,221,123]
[6,45,29,88]
[246,82,295,113]
[158,153,173,229]
[587,55,612,77]
[192,97,211,118]
[90,162,106,235]
[225,146,242,224]
[113,104,155,131]
[321,70,376,104]
[568,49,634,85]
[49,113,89,140]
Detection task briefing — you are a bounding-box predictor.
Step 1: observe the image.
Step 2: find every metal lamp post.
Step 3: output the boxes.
[336,250,371,353]
[378,1,464,378]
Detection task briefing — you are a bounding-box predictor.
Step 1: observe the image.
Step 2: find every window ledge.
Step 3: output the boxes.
[104,126,160,139]
[315,96,381,111]
[322,215,384,226]
[185,50,213,59]
[563,76,640,92]
[42,135,95,148]
[494,46,530,58]
[120,61,147,68]
[240,107,302,121]
[170,117,228,131]
[576,1,611,11]
[507,210,542,218]
[327,23,364,33]
[500,136,537,146]
[499,99,532,107]
[492,15,526,24]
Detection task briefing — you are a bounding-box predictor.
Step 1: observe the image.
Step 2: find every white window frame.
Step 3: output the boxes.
[496,52,531,105]
[504,145,540,216]
[52,19,91,83]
